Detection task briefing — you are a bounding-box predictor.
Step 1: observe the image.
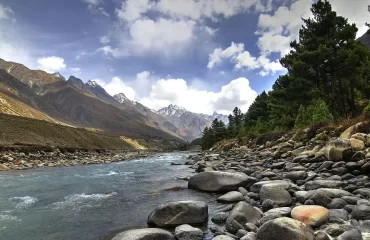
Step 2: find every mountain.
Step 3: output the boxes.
[0,58,181,144]
[157,104,187,117]
[359,30,370,49]
[114,93,136,105]
[156,104,228,141]
[212,112,229,124]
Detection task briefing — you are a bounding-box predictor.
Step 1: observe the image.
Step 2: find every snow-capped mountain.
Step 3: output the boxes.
[156,104,229,141]
[212,112,229,124]
[157,104,229,124]
[87,80,100,87]
[157,104,188,117]
[52,72,65,80]
[114,93,131,104]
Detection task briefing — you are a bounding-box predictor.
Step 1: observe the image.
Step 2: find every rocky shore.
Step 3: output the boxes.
[0,149,153,170]
[111,121,370,240]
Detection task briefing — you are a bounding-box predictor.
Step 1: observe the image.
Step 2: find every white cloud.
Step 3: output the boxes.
[329,0,369,38]
[37,56,66,73]
[140,77,257,115]
[82,0,100,6]
[155,0,259,20]
[82,0,109,16]
[119,18,196,56]
[0,3,13,20]
[116,0,154,22]
[235,51,260,69]
[256,0,313,57]
[255,0,369,58]
[93,77,136,100]
[99,35,110,44]
[116,0,261,23]
[208,42,244,68]
[111,0,276,57]
[70,67,81,73]
[208,42,286,76]
[97,46,115,56]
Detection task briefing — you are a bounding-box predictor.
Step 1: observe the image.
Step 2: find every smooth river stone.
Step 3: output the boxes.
[291,205,329,227]
[111,228,175,240]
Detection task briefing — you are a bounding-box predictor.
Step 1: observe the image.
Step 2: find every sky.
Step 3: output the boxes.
[0,0,368,115]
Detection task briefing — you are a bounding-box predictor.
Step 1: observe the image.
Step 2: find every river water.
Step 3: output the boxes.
[0,153,217,240]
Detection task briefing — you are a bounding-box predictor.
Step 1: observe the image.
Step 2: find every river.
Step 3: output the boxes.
[0,153,217,240]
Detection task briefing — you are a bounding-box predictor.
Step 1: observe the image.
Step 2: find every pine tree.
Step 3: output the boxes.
[280,0,370,118]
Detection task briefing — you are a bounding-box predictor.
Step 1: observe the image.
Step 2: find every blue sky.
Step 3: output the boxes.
[0,0,368,114]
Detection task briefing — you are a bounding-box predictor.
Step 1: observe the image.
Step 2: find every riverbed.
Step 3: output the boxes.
[0,153,216,240]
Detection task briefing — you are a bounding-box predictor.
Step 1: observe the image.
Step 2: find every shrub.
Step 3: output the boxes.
[295,99,333,129]
[363,102,370,117]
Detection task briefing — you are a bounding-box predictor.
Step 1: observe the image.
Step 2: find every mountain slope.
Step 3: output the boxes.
[0,58,181,142]
[358,30,370,48]
[0,113,134,149]
[113,93,186,139]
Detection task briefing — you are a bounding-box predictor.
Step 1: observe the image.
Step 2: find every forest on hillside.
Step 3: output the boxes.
[201,0,370,150]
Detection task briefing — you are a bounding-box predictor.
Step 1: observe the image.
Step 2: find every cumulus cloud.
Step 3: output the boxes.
[82,0,109,16]
[208,42,244,68]
[127,18,196,55]
[256,0,312,57]
[0,3,13,20]
[93,77,136,100]
[70,67,81,73]
[110,0,276,57]
[116,0,154,22]
[140,77,257,115]
[208,42,286,76]
[99,35,110,44]
[330,0,369,38]
[37,56,66,73]
[155,0,259,20]
[255,0,369,58]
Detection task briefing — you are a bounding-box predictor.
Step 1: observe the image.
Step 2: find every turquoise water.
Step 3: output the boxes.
[0,153,216,240]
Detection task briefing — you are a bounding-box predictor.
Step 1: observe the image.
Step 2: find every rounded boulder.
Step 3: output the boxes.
[291,205,329,227]
[147,201,208,227]
[111,228,175,240]
[188,171,256,192]
[174,224,203,240]
[256,217,314,240]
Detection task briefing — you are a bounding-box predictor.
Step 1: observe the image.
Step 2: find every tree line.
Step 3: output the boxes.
[201,0,370,150]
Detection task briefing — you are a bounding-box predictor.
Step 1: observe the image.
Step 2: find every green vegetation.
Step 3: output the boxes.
[294,99,333,129]
[201,0,370,150]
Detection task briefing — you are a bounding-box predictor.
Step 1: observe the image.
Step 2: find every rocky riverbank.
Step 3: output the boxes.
[111,121,370,240]
[0,149,154,170]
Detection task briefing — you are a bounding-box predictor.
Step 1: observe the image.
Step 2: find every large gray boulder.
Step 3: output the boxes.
[259,184,292,207]
[147,201,208,227]
[226,201,261,233]
[351,205,370,220]
[111,228,175,240]
[188,171,256,192]
[320,138,353,161]
[256,217,314,240]
[284,171,308,182]
[337,229,362,240]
